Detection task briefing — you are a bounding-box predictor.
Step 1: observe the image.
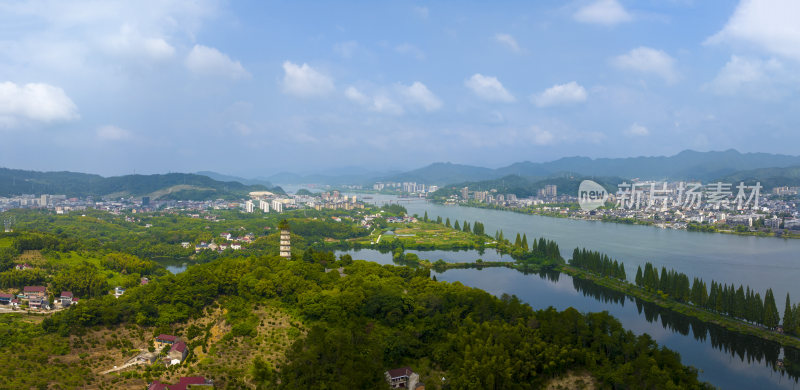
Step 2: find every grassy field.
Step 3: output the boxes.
[354,221,491,249]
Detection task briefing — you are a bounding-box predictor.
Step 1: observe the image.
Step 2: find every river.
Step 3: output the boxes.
[335,248,799,389]
[338,193,800,389]
[356,194,800,307]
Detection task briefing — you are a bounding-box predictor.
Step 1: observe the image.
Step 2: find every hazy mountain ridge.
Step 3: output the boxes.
[381,150,800,185]
[196,171,274,187]
[0,168,283,200]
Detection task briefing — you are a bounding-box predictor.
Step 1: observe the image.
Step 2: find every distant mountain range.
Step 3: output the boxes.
[3,150,799,200]
[196,171,274,187]
[0,168,283,200]
[380,150,800,185]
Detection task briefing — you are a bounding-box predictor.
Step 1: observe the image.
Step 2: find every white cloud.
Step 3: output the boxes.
[345,86,404,115]
[494,33,521,53]
[611,47,678,83]
[532,81,588,107]
[0,1,219,73]
[529,126,555,145]
[371,95,405,115]
[573,0,632,26]
[281,61,335,98]
[707,0,800,62]
[96,125,131,140]
[626,123,649,136]
[344,86,370,105]
[395,43,426,60]
[399,82,442,111]
[185,45,250,79]
[464,74,515,102]
[102,24,175,61]
[0,82,79,126]
[705,55,790,98]
[333,41,358,58]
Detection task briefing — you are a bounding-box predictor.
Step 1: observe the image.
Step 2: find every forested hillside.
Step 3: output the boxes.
[0,167,283,200]
[0,209,711,389]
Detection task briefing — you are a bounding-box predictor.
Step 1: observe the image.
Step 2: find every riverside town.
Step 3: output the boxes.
[3,1,800,389]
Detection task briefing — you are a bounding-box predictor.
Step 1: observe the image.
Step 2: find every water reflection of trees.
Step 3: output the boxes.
[567,274,800,383]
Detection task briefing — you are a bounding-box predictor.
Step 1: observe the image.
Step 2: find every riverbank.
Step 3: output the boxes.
[559,264,800,350]
[438,200,800,240]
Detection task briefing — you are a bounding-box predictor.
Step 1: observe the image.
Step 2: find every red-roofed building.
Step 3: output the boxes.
[60,291,74,306]
[168,341,188,364]
[148,376,213,390]
[23,286,46,299]
[155,334,178,350]
[0,293,13,305]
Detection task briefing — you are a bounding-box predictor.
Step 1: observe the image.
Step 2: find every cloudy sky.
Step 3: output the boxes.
[1,0,799,176]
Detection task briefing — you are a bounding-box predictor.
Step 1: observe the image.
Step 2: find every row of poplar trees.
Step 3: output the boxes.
[569,248,626,280]
[635,262,783,330]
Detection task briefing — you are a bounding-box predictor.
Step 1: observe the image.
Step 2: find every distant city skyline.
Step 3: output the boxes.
[2,0,800,177]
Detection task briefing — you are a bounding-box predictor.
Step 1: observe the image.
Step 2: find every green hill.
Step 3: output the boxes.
[718,166,800,190]
[0,168,284,200]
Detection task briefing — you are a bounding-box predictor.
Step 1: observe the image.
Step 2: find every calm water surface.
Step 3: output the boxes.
[358,194,800,303]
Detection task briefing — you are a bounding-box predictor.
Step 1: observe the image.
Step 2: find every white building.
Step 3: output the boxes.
[245,200,255,213]
[259,200,270,212]
[271,199,284,213]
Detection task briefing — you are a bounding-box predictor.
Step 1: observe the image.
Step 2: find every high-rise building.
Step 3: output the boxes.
[461,187,469,200]
[141,196,150,206]
[538,184,557,198]
[271,199,284,213]
[245,200,255,213]
[259,200,270,212]
[279,220,291,259]
[546,185,557,197]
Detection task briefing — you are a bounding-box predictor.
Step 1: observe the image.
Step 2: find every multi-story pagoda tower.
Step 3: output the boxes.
[278,220,291,259]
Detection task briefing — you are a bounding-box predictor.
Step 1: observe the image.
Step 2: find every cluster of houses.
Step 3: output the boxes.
[385,216,418,224]
[189,232,256,253]
[0,286,77,311]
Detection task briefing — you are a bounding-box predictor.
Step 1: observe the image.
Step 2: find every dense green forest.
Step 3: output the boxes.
[38,256,709,389]
[0,167,284,199]
[0,208,712,388]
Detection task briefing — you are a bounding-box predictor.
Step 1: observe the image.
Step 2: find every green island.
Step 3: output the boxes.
[0,205,718,389]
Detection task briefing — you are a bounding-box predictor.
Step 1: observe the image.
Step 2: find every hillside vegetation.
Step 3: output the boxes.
[0,168,284,200]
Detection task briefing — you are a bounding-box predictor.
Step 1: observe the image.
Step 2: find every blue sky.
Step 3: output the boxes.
[1,0,799,176]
